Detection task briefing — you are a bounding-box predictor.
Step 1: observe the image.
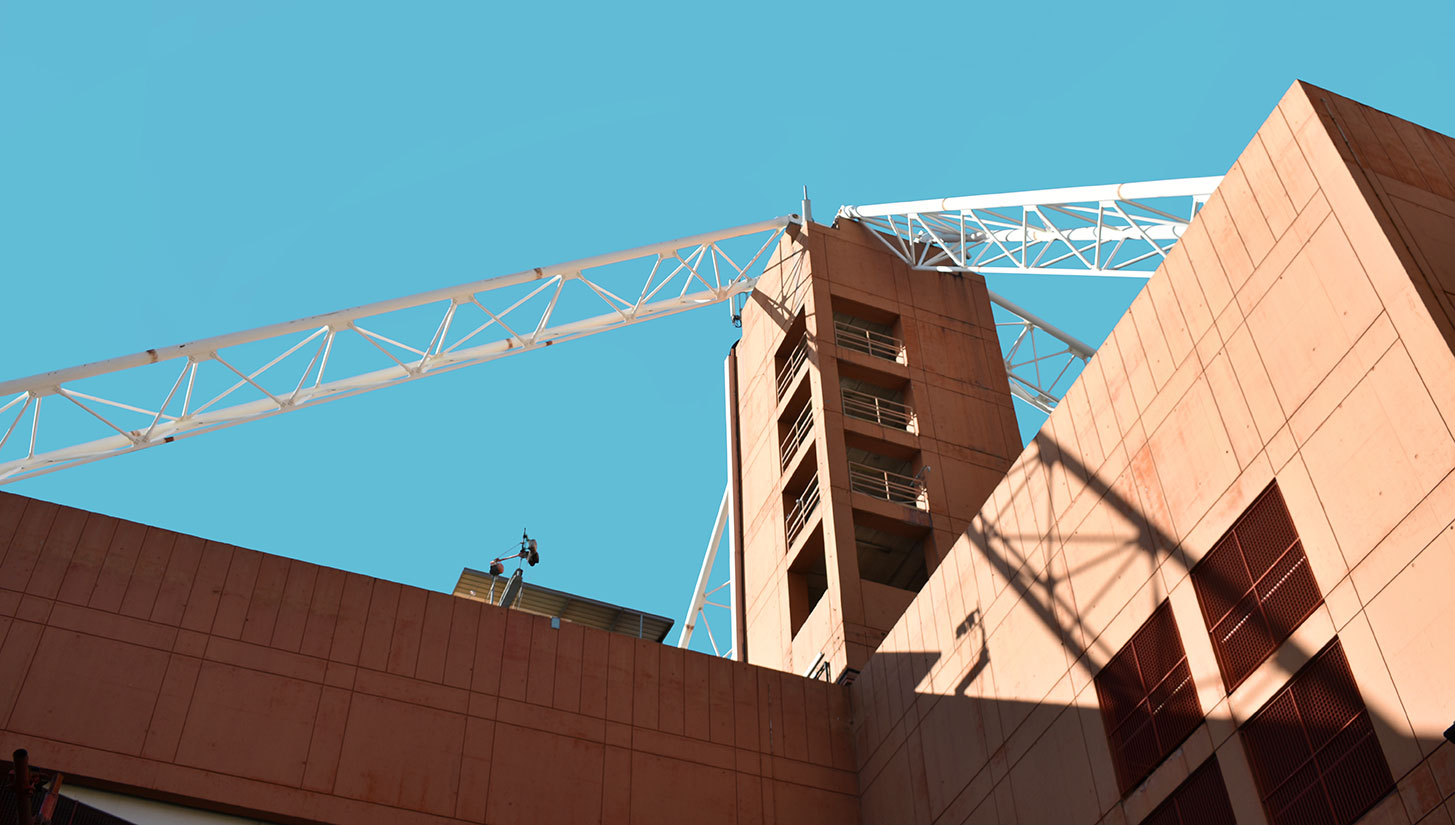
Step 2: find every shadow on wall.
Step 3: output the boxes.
[852,429,1449,825]
[966,429,1320,691]
[952,609,989,696]
[857,647,1394,825]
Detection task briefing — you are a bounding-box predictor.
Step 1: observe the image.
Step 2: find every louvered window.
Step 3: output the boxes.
[1139,758,1237,825]
[1192,482,1323,691]
[1095,600,1204,795]
[1240,639,1393,825]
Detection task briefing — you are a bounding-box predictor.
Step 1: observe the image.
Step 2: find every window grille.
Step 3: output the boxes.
[1138,758,1236,825]
[1095,600,1204,795]
[1191,482,1323,691]
[1240,639,1393,825]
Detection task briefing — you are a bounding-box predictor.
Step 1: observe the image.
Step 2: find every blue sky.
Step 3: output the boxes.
[2,1,1452,655]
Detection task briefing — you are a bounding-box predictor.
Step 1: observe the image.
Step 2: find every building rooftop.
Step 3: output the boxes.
[452,567,675,643]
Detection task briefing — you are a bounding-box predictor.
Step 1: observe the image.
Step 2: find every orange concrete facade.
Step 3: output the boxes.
[848,82,1455,825]
[1,81,1454,825]
[733,220,1021,679]
[0,492,859,824]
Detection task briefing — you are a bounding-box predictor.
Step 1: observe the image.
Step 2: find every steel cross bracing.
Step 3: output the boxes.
[0,217,796,485]
[840,177,1221,414]
[987,291,1096,414]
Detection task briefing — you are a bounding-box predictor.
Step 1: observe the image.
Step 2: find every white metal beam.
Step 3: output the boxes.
[0,217,796,484]
[986,291,1096,415]
[677,485,731,655]
[838,177,1220,277]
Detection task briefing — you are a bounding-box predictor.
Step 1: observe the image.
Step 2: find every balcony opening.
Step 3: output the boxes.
[773,312,811,402]
[831,297,904,365]
[854,522,928,592]
[778,383,814,471]
[841,374,914,433]
[846,445,927,510]
[788,528,827,637]
[783,468,821,549]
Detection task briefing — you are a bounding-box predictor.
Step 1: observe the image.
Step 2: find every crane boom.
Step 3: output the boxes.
[0,217,796,484]
[838,176,1221,275]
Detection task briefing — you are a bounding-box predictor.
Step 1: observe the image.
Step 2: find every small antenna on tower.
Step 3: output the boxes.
[801,185,813,227]
[485,530,540,609]
[487,529,540,576]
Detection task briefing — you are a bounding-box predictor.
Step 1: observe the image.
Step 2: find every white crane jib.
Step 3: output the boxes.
[0,217,795,486]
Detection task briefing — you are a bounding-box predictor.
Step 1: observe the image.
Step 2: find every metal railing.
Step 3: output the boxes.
[834,320,904,364]
[849,462,926,509]
[775,334,811,400]
[841,388,913,431]
[780,403,814,470]
[784,475,821,546]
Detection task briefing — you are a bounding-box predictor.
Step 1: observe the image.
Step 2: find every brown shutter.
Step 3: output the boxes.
[1240,639,1394,825]
[1192,482,1323,690]
[1138,757,1237,825]
[1095,600,1203,795]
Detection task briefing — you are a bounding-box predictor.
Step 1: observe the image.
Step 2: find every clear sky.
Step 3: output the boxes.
[2,1,1452,656]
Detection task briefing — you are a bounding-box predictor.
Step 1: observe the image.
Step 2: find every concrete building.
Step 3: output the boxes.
[731,212,1022,681]
[0,80,1453,825]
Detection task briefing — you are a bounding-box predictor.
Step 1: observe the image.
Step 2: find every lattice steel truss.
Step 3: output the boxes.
[0,217,796,485]
[987,291,1097,414]
[838,177,1220,414]
[838,177,1220,276]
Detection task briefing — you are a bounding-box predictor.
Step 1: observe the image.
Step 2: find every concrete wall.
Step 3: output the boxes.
[850,81,1455,825]
[0,491,858,825]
